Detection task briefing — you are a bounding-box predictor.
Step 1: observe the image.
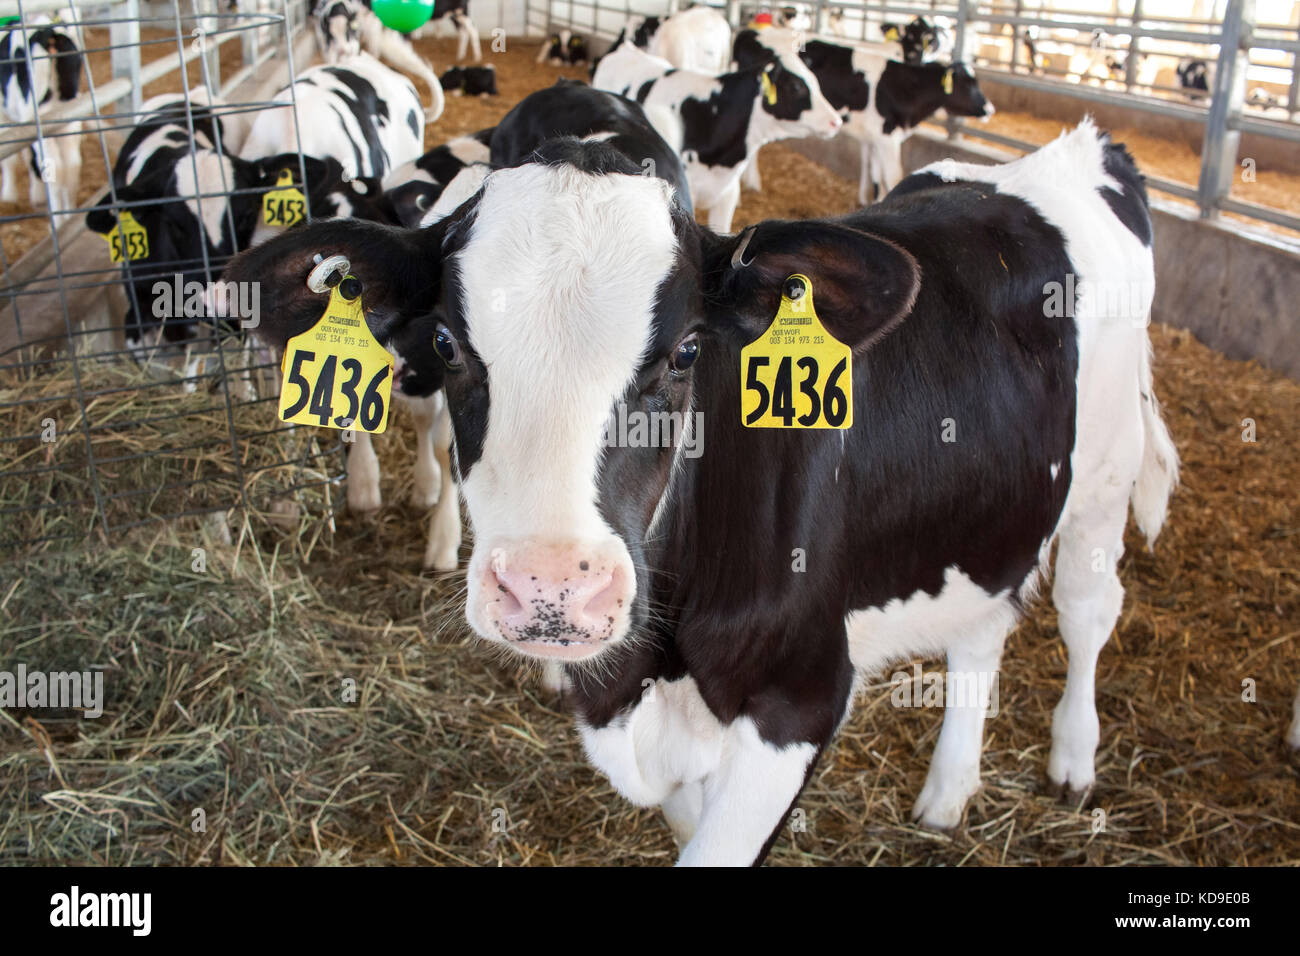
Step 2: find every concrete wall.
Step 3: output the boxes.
[786,129,1300,380]
[977,75,1300,178]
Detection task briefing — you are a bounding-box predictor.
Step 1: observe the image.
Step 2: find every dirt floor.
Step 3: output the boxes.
[0,34,1297,867]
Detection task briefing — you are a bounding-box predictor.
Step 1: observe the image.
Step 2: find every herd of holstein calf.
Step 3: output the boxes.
[9,1,1298,865]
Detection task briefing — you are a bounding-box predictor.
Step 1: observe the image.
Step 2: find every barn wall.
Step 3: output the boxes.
[785,129,1300,380]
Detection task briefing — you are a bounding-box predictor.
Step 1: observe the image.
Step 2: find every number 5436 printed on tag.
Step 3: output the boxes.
[280,349,391,432]
[278,282,394,434]
[740,274,853,429]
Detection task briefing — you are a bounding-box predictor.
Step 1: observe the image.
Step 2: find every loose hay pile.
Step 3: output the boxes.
[1,38,1296,867]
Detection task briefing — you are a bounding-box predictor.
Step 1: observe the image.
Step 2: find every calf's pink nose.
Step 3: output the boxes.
[486,544,630,650]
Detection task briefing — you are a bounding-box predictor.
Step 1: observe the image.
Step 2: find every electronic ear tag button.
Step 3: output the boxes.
[739,274,853,429]
[263,169,306,227]
[278,278,394,434]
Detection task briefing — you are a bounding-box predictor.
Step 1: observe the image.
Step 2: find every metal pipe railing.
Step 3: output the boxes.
[534,0,1300,233]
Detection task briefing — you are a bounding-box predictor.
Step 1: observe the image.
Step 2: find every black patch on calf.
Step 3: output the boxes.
[800,40,869,114]
[677,69,766,169]
[569,180,1080,767]
[490,82,691,210]
[1099,139,1152,247]
[875,61,988,134]
[320,66,394,177]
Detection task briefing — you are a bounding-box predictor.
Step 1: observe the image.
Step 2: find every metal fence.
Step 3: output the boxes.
[527,0,1300,233]
[0,0,344,557]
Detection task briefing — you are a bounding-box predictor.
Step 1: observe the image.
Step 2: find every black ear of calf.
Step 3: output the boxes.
[703,221,921,353]
[85,191,130,235]
[220,218,443,351]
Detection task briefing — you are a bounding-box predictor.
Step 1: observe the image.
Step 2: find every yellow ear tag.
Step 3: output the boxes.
[760,70,778,106]
[883,26,899,41]
[942,69,954,95]
[102,210,149,263]
[278,278,394,434]
[263,169,307,227]
[740,274,853,429]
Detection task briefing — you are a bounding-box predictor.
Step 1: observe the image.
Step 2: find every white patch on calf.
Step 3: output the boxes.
[454,163,677,640]
[173,149,237,251]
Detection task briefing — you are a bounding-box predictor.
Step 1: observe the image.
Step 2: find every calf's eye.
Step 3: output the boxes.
[433,324,463,368]
[671,333,700,373]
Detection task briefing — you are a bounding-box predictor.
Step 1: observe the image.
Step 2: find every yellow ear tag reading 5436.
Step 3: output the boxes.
[740,274,853,429]
[278,277,394,434]
[102,210,149,263]
[263,169,306,227]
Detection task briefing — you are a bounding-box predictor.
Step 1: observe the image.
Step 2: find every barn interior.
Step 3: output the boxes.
[0,0,1297,867]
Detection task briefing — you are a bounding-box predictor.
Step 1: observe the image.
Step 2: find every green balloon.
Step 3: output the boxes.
[371,0,435,33]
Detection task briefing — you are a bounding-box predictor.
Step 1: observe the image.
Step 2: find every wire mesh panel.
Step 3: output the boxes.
[0,0,345,557]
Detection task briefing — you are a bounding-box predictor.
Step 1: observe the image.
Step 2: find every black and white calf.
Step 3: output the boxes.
[1176,58,1210,96]
[593,42,839,231]
[314,0,445,121]
[648,6,731,73]
[535,29,588,66]
[439,64,497,96]
[407,0,481,62]
[225,117,1177,865]
[239,55,424,184]
[0,20,83,212]
[84,92,380,353]
[881,16,948,64]
[382,128,491,227]
[792,37,993,203]
[591,9,730,76]
[229,82,688,568]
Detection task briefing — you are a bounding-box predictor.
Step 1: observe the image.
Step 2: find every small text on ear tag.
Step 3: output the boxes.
[278,277,394,434]
[263,169,306,227]
[740,274,853,429]
[102,210,149,263]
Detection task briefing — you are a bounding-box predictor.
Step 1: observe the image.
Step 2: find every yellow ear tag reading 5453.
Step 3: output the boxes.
[102,210,149,263]
[263,169,306,227]
[740,274,853,429]
[278,278,394,434]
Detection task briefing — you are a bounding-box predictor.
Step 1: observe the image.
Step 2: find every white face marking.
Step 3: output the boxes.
[454,162,679,642]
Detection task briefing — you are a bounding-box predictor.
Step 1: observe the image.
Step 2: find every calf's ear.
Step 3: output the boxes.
[220,218,444,351]
[702,220,921,353]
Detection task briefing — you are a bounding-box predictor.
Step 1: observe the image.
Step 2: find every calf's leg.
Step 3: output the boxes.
[661,780,703,847]
[1,152,18,202]
[913,614,1013,828]
[1289,682,1300,749]
[347,430,382,513]
[706,177,742,235]
[1048,502,1129,796]
[422,395,462,572]
[677,719,818,867]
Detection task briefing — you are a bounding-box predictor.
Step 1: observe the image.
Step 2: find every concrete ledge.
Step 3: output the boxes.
[977,76,1299,178]
[784,128,1300,380]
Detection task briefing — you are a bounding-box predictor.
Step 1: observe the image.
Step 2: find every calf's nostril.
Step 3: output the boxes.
[491,571,525,616]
